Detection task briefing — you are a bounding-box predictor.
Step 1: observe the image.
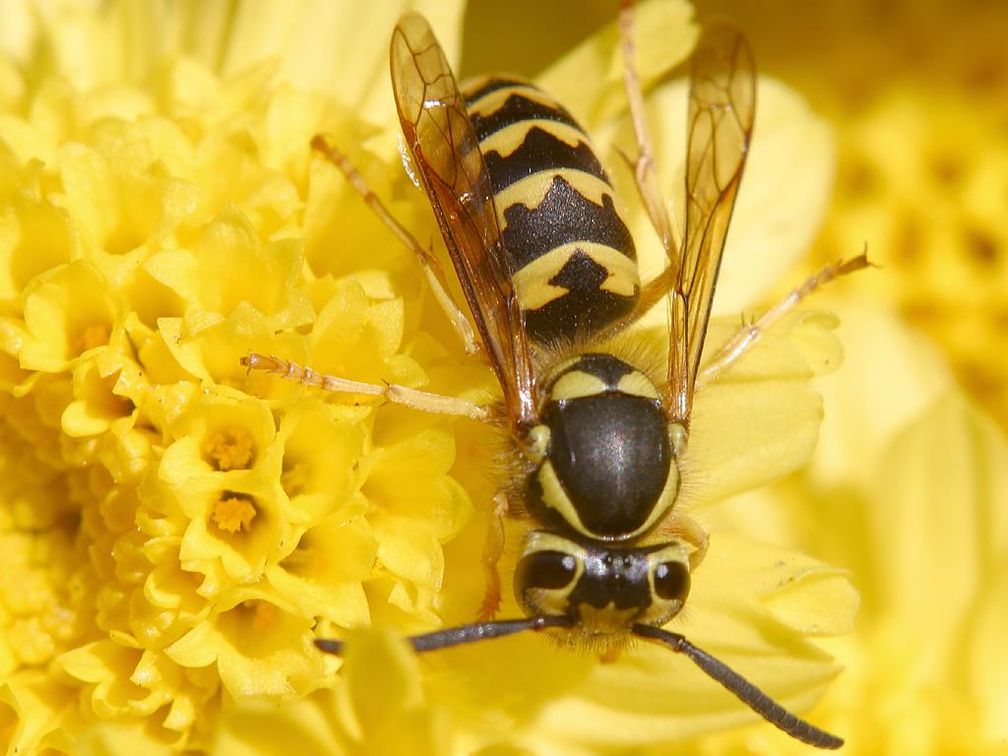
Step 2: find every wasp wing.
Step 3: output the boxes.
[666,25,756,425]
[390,13,537,428]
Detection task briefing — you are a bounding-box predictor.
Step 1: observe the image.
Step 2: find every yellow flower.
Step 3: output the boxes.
[0,0,857,752]
[165,588,324,699]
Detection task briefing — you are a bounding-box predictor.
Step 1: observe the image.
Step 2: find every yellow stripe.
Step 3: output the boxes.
[518,531,587,615]
[495,169,613,223]
[547,366,659,402]
[521,531,588,564]
[466,83,556,118]
[616,372,661,400]
[459,74,496,96]
[477,119,588,159]
[535,461,582,533]
[511,241,638,310]
[549,370,607,401]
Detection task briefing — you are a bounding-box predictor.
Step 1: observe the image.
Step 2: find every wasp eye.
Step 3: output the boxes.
[516,549,578,590]
[653,560,690,602]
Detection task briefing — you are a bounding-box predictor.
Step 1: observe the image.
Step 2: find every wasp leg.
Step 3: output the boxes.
[241,353,490,420]
[600,0,682,328]
[311,134,480,355]
[659,511,709,571]
[477,493,508,621]
[696,254,870,390]
[617,0,678,261]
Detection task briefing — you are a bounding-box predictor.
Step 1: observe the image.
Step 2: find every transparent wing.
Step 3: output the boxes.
[667,25,756,425]
[390,12,538,428]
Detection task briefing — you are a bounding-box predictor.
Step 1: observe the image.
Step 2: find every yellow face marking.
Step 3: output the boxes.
[576,604,642,633]
[494,168,613,219]
[638,543,691,625]
[466,84,563,119]
[477,119,589,159]
[646,543,690,580]
[518,531,587,616]
[510,241,639,310]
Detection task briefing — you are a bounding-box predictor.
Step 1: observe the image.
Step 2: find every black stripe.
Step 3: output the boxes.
[482,126,608,192]
[468,93,585,143]
[522,252,637,343]
[500,175,634,270]
[558,353,635,389]
[461,76,532,105]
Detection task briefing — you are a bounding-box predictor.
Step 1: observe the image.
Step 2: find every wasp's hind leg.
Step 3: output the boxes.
[617,0,678,259]
[241,353,490,421]
[311,134,480,355]
[612,1,685,322]
[696,254,870,391]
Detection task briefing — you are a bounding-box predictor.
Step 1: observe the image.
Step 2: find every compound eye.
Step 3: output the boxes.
[653,560,690,602]
[516,549,578,591]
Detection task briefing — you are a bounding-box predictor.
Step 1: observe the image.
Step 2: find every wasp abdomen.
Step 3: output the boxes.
[461,77,639,344]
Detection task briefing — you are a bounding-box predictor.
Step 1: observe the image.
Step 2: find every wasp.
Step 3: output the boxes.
[244,5,865,749]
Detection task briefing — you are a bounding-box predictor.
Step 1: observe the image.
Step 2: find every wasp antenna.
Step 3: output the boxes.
[316,615,573,656]
[631,624,843,749]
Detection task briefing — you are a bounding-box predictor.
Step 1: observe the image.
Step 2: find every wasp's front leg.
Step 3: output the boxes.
[242,353,490,421]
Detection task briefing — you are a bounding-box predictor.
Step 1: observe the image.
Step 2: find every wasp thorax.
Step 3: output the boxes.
[525,353,679,541]
[515,531,691,630]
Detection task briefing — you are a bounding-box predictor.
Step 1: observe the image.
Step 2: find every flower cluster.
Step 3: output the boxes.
[0,9,482,747]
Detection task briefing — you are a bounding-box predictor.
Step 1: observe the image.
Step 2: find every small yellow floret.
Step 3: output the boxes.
[210,493,257,534]
[203,428,255,471]
[240,599,278,635]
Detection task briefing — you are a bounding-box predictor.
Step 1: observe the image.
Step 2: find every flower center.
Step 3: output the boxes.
[75,322,110,354]
[211,492,257,533]
[204,430,255,471]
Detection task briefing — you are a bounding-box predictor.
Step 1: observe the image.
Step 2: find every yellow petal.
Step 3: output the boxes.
[537,0,697,127]
[685,311,841,505]
[336,627,444,754]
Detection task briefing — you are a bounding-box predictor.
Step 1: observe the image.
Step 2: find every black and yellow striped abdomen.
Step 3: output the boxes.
[461,76,639,345]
